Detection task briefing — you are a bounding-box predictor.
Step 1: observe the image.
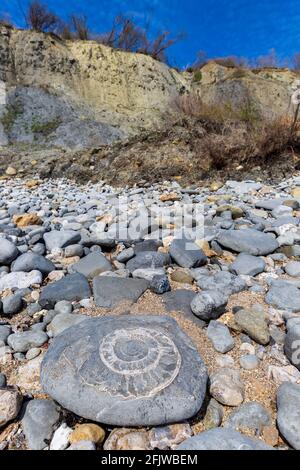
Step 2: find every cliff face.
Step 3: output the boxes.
[0,26,188,148]
[0,26,298,150]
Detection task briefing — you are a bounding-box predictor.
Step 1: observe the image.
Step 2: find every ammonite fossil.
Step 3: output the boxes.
[98,327,181,398]
[41,316,208,427]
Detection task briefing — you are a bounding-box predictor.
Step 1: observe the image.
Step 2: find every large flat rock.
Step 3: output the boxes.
[41,315,208,426]
[217,229,278,256]
[93,276,149,308]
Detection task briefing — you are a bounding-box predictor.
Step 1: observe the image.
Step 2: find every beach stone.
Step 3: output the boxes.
[148,424,192,450]
[126,252,169,273]
[170,268,193,284]
[12,213,42,227]
[132,268,165,281]
[203,398,224,430]
[284,324,300,370]
[69,424,105,445]
[16,355,44,392]
[239,355,259,370]
[196,271,246,296]
[7,330,48,353]
[65,244,84,258]
[169,239,207,268]
[277,382,300,450]
[54,300,73,315]
[50,423,72,450]
[104,428,151,451]
[0,239,19,265]
[116,247,135,263]
[230,253,266,276]
[44,230,81,251]
[161,290,205,327]
[0,388,23,428]
[150,275,170,294]
[39,273,91,309]
[93,276,149,308]
[0,325,11,343]
[0,373,6,388]
[68,441,96,450]
[285,261,300,277]
[11,253,55,276]
[41,315,208,426]
[191,291,228,321]
[2,294,23,316]
[177,428,273,450]
[235,309,270,345]
[210,368,245,406]
[217,229,278,256]
[22,399,60,450]
[71,253,112,279]
[267,365,300,385]
[224,402,271,434]
[0,271,42,293]
[207,321,235,353]
[266,280,300,312]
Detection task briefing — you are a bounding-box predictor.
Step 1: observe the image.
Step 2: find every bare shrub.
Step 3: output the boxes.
[293,53,300,71]
[98,15,182,63]
[70,14,89,40]
[27,1,60,33]
[175,93,296,170]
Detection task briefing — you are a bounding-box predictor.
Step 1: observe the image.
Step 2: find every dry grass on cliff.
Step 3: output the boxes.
[174,94,298,170]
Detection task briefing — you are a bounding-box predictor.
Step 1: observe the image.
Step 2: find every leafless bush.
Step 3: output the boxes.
[27,1,60,33]
[70,14,89,40]
[98,15,182,63]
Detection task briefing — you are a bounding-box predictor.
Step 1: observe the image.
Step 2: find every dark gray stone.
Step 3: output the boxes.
[284,324,300,370]
[217,229,279,256]
[71,252,112,279]
[41,315,208,426]
[7,330,48,353]
[0,325,12,344]
[2,293,23,316]
[0,238,19,265]
[169,239,207,269]
[224,402,271,433]
[266,280,300,312]
[162,290,205,327]
[150,275,170,294]
[277,382,300,450]
[0,373,6,388]
[191,291,228,322]
[39,273,91,309]
[177,428,273,450]
[126,252,169,273]
[93,276,149,308]
[44,230,81,251]
[22,399,60,450]
[230,253,266,277]
[196,271,246,296]
[11,252,55,276]
[207,320,235,353]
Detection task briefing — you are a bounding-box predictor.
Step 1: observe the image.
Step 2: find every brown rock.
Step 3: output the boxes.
[25,180,40,189]
[160,192,181,202]
[210,181,223,191]
[16,355,44,392]
[262,425,279,447]
[12,213,42,227]
[0,388,23,428]
[5,167,17,176]
[103,428,151,451]
[216,205,244,219]
[69,424,105,445]
[171,268,193,284]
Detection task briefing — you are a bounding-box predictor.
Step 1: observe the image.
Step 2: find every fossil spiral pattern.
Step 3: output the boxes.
[93,327,182,398]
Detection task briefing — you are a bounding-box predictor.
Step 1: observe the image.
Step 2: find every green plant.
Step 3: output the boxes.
[193,70,202,83]
[31,117,61,135]
[0,102,23,132]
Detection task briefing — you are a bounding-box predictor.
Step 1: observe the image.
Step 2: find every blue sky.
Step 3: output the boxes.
[1,0,300,67]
